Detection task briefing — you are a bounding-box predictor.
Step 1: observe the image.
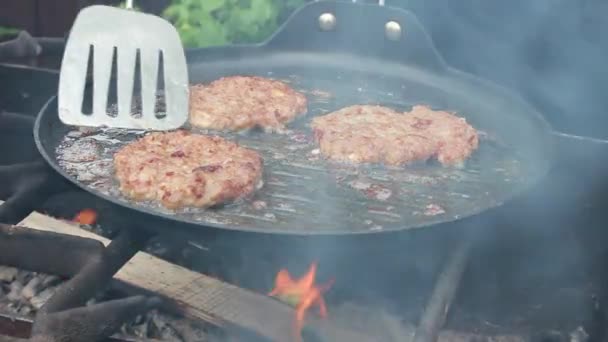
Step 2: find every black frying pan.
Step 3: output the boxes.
[33,1,554,235]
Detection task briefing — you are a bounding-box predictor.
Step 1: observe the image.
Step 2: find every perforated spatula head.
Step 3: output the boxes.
[58,4,189,130]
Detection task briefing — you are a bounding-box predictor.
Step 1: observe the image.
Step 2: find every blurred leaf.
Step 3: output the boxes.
[162,0,307,48]
[200,0,225,12]
[0,26,19,39]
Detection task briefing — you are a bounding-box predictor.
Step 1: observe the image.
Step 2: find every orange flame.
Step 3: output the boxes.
[73,208,97,225]
[268,262,334,342]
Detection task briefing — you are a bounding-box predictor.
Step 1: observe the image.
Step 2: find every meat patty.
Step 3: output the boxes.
[407,105,479,165]
[311,105,478,166]
[113,130,263,209]
[189,76,308,132]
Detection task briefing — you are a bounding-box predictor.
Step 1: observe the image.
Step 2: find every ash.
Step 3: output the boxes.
[0,266,216,341]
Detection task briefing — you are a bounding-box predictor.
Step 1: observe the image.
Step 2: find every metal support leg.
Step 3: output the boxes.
[413,235,474,342]
[0,162,69,224]
[38,228,152,314]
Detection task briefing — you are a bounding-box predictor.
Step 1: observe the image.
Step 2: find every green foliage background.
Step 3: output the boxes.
[162,0,307,48]
[0,26,18,39]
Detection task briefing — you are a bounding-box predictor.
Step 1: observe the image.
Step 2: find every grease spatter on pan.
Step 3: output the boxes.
[56,136,115,191]
[59,139,100,163]
[289,132,311,144]
[300,89,333,103]
[347,179,393,201]
[251,200,268,211]
[424,204,446,216]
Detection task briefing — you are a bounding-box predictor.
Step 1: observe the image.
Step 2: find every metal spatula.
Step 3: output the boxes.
[58,0,189,130]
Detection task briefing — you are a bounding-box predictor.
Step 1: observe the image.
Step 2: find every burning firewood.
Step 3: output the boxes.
[72,208,98,225]
[268,262,334,342]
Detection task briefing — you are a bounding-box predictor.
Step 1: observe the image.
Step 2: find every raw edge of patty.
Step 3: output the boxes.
[113,130,263,210]
[311,104,479,167]
[189,76,308,132]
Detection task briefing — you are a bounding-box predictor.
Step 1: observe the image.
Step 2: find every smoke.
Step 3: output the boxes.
[391,0,608,139]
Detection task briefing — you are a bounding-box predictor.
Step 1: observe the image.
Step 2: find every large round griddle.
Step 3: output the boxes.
[34,1,554,235]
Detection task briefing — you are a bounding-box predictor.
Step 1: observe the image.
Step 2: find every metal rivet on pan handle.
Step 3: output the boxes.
[351,0,385,5]
[318,13,337,31]
[385,21,402,41]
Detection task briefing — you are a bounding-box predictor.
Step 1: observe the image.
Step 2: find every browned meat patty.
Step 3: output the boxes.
[407,105,479,165]
[311,105,479,166]
[189,76,308,132]
[113,130,263,209]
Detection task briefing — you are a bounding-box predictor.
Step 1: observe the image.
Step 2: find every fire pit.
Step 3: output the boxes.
[2,3,608,341]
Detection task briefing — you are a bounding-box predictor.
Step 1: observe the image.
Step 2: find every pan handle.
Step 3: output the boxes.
[266,0,448,72]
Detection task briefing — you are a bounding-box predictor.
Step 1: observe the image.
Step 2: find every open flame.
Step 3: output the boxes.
[73,208,97,225]
[268,262,334,341]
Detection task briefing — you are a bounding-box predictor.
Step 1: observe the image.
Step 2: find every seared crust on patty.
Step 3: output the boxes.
[113,130,263,209]
[311,105,478,166]
[189,76,307,132]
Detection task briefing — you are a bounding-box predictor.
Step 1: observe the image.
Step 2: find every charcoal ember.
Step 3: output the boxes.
[0,270,65,313]
[0,269,207,342]
[0,266,18,282]
[169,320,213,342]
[150,311,186,341]
[21,276,42,299]
[5,301,29,317]
[40,275,61,288]
[158,322,184,341]
[115,309,209,342]
[125,314,150,338]
[30,286,57,309]
[15,270,33,285]
[18,304,32,316]
[7,281,24,302]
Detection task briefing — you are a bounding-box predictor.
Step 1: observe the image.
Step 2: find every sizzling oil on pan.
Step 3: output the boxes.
[50,69,533,234]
